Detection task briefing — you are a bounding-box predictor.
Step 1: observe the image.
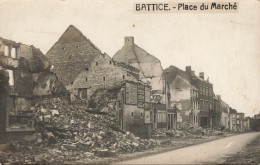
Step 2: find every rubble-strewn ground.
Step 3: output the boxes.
[224,133,260,164]
[0,96,235,164]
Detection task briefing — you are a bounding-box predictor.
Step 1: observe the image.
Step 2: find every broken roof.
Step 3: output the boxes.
[163,65,190,85]
[113,37,162,78]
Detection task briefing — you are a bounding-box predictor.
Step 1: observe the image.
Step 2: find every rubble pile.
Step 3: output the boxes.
[152,123,226,139]
[1,96,157,164]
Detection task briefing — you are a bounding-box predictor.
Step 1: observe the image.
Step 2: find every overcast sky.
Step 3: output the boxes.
[0,0,259,116]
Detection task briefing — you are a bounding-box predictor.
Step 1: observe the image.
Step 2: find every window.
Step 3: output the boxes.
[11,48,16,58]
[109,61,112,65]
[4,46,8,56]
[77,46,79,49]
[62,47,65,50]
[140,112,143,118]
[157,112,160,122]
[85,67,89,71]
[123,75,125,80]
[7,70,14,86]
[96,62,98,66]
[131,112,134,117]
[85,77,88,82]
[103,77,105,82]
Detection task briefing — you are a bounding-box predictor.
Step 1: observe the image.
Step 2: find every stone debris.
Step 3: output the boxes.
[152,122,227,140]
[0,96,157,164]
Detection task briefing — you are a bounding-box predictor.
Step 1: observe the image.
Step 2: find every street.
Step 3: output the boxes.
[116,132,260,164]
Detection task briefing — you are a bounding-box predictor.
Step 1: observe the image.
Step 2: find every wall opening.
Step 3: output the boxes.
[131,112,134,117]
[7,69,14,86]
[4,46,8,56]
[11,48,16,58]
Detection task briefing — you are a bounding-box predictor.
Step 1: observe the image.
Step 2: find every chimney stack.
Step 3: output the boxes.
[217,95,221,100]
[186,66,191,73]
[199,72,204,79]
[125,36,134,46]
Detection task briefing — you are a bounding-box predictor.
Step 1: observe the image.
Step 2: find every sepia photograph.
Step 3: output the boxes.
[0,0,260,164]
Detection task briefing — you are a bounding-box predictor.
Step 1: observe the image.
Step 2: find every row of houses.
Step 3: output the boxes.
[0,25,252,139]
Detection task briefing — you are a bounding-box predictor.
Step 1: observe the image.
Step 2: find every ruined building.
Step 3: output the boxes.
[113,37,165,103]
[163,66,214,128]
[164,66,199,128]
[229,107,237,131]
[68,53,140,103]
[113,37,170,130]
[45,26,154,137]
[0,37,65,135]
[218,96,230,130]
[46,25,102,88]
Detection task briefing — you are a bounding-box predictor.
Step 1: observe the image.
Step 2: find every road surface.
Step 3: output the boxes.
[116,132,260,164]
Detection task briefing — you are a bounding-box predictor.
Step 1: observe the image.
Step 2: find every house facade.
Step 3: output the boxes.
[229,108,237,131]
[236,113,245,132]
[113,37,170,130]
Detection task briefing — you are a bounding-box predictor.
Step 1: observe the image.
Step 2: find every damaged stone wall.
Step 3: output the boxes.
[113,37,165,102]
[168,75,200,127]
[33,72,66,96]
[70,52,139,102]
[46,25,101,86]
[219,99,230,130]
[0,37,66,132]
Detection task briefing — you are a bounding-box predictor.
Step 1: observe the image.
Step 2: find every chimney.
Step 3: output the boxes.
[125,36,134,46]
[199,72,204,79]
[186,66,191,73]
[217,95,221,100]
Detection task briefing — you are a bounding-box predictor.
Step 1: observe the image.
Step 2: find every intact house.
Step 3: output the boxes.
[0,37,65,136]
[112,36,175,130]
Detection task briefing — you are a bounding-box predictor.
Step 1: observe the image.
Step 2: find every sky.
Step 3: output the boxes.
[0,0,259,116]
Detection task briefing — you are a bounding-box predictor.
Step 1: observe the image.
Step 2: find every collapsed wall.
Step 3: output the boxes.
[0,37,66,133]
